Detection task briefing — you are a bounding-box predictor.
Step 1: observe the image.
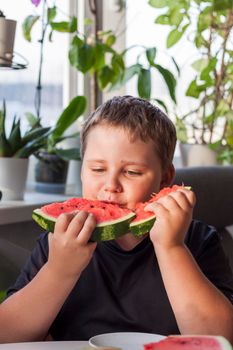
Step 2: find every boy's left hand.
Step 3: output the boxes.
[145,188,196,250]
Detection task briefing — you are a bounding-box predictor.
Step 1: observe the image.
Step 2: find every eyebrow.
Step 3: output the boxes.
[86,159,148,167]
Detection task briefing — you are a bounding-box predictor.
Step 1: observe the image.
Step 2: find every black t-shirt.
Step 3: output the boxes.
[7,220,233,340]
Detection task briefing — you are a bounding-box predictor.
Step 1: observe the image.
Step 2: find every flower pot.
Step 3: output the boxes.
[0,18,17,67]
[35,152,69,194]
[179,143,218,167]
[0,158,29,200]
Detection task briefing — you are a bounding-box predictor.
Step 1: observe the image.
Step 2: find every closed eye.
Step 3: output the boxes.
[125,170,142,176]
[91,168,105,173]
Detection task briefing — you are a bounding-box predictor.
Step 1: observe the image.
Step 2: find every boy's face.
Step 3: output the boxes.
[81,124,172,210]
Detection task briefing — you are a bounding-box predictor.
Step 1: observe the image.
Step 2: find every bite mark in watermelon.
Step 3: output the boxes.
[32,185,189,241]
[143,335,232,350]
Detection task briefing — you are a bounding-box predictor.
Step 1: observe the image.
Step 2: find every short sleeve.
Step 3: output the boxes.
[6,232,49,297]
[185,220,233,304]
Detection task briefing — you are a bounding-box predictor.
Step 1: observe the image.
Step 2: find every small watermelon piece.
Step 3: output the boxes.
[143,335,232,350]
[32,198,135,242]
[129,185,189,237]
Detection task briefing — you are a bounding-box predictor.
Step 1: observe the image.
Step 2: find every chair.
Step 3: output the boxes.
[173,166,233,270]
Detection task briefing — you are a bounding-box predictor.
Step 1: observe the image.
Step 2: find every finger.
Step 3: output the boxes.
[177,188,196,208]
[76,213,97,245]
[66,210,90,238]
[54,212,76,234]
[144,201,169,217]
[172,189,196,209]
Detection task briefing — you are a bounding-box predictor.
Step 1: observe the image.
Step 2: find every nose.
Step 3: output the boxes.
[104,174,122,193]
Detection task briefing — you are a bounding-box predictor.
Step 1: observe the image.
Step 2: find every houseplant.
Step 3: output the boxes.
[0,10,17,67]
[149,0,233,165]
[0,100,50,200]
[23,0,177,112]
[34,95,86,194]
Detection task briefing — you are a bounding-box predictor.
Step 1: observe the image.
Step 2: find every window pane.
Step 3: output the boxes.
[0,0,68,132]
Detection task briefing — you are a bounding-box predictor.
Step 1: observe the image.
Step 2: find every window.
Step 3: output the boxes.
[0,0,69,132]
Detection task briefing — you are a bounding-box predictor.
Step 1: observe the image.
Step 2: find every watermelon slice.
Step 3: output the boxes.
[32,198,135,242]
[144,335,232,350]
[129,185,186,237]
[32,185,188,241]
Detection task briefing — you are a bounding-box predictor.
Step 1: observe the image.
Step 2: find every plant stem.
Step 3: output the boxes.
[35,0,48,120]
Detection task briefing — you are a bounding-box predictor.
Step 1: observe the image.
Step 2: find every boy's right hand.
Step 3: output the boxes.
[47,211,97,281]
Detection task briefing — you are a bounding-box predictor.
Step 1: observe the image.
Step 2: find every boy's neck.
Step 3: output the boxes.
[115,233,148,251]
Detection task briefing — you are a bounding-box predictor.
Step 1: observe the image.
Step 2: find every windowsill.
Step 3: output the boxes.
[0,188,80,225]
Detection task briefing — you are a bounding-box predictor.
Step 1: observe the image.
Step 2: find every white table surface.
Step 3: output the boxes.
[0,341,89,349]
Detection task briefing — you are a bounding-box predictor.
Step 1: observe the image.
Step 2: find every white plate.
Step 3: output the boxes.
[89,332,165,350]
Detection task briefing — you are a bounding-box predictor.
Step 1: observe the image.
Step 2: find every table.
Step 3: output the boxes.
[0,341,89,349]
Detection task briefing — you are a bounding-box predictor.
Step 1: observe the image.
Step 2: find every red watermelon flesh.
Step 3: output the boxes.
[129,185,186,236]
[40,198,131,224]
[144,335,232,350]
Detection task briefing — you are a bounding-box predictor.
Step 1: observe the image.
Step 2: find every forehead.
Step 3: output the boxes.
[84,124,161,164]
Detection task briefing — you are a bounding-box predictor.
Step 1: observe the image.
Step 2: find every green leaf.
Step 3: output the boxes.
[149,0,169,8]
[25,112,41,128]
[155,14,170,25]
[200,57,217,82]
[167,28,184,48]
[52,96,86,142]
[8,118,22,154]
[68,35,83,68]
[191,58,209,72]
[22,15,40,42]
[111,53,125,73]
[216,100,230,115]
[213,0,233,11]
[171,57,180,76]
[121,64,141,85]
[93,42,106,70]
[55,148,81,161]
[69,39,95,73]
[50,17,77,33]
[22,127,51,145]
[97,66,115,89]
[0,100,6,138]
[109,63,141,91]
[176,117,188,143]
[170,8,183,26]
[153,64,176,103]
[146,47,157,65]
[185,79,206,98]
[137,68,151,100]
[197,8,212,32]
[84,18,93,26]
[105,34,116,46]
[153,98,168,113]
[47,6,57,23]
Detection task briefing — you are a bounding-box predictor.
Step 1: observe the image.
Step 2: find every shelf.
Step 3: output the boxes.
[0,191,73,225]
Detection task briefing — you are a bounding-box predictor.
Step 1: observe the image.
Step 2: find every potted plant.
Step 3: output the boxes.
[0,100,50,200]
[34,95,86,194]
[23,0,177,112]
[149,0,233,166]
[0,10,17,67]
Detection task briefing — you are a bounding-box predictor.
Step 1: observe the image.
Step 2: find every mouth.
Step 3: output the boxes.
[101,200,127,207]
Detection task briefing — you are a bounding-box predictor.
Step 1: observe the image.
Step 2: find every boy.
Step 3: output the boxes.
[0,96,233,343]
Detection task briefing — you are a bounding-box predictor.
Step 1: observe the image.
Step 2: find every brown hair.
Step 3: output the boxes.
[80,95,177,170]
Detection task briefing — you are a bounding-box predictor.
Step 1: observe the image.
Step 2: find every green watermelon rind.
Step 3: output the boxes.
[129,214,156,237]
[32,208,135,242]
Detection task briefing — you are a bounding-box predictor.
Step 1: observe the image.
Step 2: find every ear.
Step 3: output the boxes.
[160,163,175,188]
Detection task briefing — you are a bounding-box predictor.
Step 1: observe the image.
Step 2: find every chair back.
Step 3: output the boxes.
[173,166,233,230]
